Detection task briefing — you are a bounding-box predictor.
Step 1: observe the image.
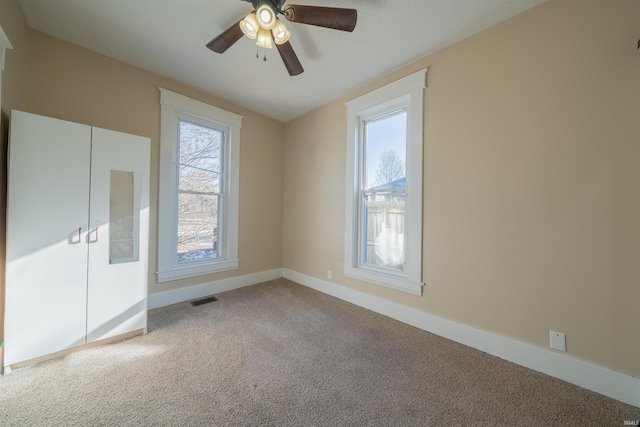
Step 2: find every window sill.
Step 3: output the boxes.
[157,259,239,283]
[344,266,423,296]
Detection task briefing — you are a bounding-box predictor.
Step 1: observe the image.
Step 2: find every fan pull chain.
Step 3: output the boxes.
[256,48,267,61]
[255,48,267,62]
[263,46,267,62]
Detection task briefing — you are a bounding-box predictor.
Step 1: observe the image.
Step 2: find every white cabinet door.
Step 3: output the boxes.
[86,127,150,343]
[5,111,91,365]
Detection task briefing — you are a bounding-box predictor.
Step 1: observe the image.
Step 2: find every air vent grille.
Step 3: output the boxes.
[190,296,219,307]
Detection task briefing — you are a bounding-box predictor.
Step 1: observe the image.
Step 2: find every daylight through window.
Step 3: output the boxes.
[361,111,407,272]
[177,120,223,263]
[344,69,426,295]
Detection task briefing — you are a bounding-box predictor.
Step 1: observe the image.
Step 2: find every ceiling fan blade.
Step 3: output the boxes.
[206,20,244,53]
[283,5,357,32]
[276,41,304,76]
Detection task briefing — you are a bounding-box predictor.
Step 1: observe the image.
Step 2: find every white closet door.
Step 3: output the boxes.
[5,111,91,365]
[86,127,150,343]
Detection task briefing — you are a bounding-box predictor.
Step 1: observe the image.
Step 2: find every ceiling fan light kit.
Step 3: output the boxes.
[242,4,286,48]
[256,4,277,30]
[207,0,358,76]
[272,19,291,45]
[242,14,290,47]
[256,28,274,49]
[239,13,259,39]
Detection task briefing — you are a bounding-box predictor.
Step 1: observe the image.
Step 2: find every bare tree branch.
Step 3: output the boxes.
[374,149,404,187]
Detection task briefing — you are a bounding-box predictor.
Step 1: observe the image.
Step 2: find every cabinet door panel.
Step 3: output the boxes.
[87,127,150,343]
[5,111,91,366]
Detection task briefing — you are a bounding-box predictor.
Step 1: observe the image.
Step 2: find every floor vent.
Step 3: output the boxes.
[190,296,219,307]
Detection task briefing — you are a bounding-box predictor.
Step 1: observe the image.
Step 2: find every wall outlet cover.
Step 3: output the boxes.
[550,331,566,352]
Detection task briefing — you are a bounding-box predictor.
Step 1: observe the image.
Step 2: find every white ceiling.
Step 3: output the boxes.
[17,0,546,123]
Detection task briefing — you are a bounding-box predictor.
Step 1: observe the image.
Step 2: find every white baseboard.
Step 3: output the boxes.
[282,268,640,408]
[148,268,283,309]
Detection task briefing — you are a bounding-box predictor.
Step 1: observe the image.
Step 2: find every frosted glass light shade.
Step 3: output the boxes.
[240,13,259,39]
[256,4,276,30]
[271,19,290,45]
[256,28,273,49]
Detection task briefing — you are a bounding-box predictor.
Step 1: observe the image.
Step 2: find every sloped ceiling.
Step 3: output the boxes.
[17,0,546,122]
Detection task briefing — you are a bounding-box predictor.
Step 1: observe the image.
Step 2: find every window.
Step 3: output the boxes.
[344,69,426,295]
[177,119,222,264]
[158,88,242,282]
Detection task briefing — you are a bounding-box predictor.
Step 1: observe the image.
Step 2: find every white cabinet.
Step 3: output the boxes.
[4,110,150,368]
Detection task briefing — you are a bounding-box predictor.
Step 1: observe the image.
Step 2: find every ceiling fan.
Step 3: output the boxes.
[206,0,358,76]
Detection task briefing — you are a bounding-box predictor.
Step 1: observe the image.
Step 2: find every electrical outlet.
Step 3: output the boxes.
[327,269,332,280]
[549,331,566,352]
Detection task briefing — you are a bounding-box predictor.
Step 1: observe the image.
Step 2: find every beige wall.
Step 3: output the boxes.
[0,0,29,120]
[283,0,640,377]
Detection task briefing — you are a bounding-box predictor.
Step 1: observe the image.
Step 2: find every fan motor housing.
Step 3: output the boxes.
[251,0,284,12]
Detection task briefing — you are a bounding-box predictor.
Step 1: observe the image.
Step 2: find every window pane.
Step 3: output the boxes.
[177,193,220,263]
[365,112,406,190]
[362,192,405,271]
[109,170,140,264]
[179,120,222,193]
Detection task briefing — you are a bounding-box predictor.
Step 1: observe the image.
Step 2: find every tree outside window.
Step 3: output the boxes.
[177,120,223,263]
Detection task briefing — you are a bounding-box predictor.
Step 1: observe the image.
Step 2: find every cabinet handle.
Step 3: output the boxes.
[68,227,82,245]
[88,227,99,244]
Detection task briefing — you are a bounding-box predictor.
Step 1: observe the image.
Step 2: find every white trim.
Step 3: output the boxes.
[282,268,640,408]
[344,69,426,295]
[346,69,427,115]
[148,268,283,309]
[157,88,242,282]
[344,266,422,296]
[160,88,242,129]
[156,259,239,282]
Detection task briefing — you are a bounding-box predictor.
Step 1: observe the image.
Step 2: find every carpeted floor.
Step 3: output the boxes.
[0,278,638,426]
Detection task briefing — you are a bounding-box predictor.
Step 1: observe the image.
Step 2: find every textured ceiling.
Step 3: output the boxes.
[17,0,546,122]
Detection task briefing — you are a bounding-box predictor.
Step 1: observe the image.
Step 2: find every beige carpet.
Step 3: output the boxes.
[0,278,638,426]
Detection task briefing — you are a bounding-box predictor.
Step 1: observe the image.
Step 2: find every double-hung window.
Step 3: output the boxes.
[158,88,242,282]
[344,69,426,295]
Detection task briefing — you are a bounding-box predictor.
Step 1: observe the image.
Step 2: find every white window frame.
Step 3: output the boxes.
[344,69,426,296]
[157,88,242,283]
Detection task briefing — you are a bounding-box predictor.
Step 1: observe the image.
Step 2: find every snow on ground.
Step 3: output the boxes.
[177,248,216,263]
